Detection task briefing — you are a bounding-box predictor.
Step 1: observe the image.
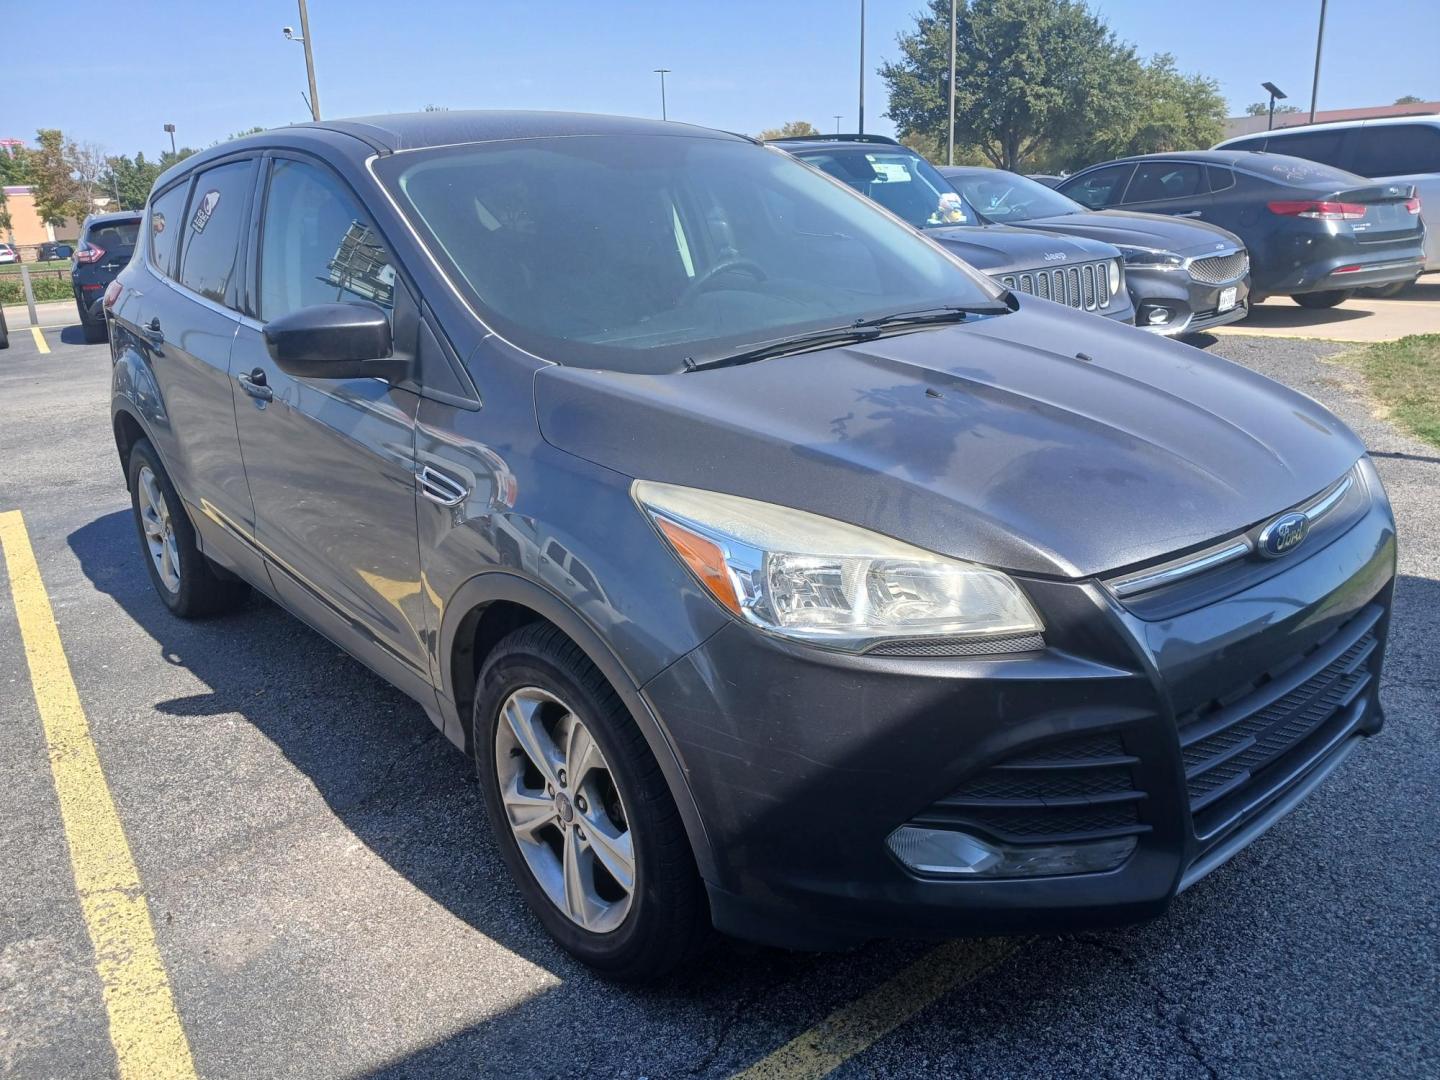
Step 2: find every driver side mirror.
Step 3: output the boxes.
[263,301,402,381]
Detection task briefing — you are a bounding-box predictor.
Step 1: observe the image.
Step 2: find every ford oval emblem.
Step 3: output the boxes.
[1259,512,1310,559]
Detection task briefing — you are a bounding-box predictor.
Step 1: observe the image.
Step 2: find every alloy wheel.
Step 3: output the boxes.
[136,465,181,594]
[493,686,635,932]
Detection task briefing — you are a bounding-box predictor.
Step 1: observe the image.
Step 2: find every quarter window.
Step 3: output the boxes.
[1264,129,1348,168]
[1348,125,1440,177]
[177,160,255,305]
[148,182,189,280]
[1124,162,1204,203]
[1061,164,1134,209]
[258,158,396,322]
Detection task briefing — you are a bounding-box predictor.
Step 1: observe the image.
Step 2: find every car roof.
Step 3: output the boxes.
[1075,150,1263,170]
[83,210,143,226]
[1217,113,1440,146]
[771,134,905,153]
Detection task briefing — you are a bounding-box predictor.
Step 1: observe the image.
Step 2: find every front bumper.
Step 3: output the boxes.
[643,478,1396,949]
[1127,266,1251,337]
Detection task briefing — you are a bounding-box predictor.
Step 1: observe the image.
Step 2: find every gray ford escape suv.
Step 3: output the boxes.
[108,112,1396,981]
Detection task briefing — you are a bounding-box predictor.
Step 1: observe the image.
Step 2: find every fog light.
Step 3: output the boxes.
[1144,306,1172,326]
[887,826,1136,878]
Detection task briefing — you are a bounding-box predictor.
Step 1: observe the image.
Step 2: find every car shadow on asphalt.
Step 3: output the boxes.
[57,324,90,345]
[66,508,1440,1076]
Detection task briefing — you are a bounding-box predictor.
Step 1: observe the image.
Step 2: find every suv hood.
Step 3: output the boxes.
[926,223,1120,274]
[535,298,1364,578]
[1017,210,1244,258]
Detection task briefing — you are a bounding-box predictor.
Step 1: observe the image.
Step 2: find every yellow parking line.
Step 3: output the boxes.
[731,937,1024,1080]
[0,510,198,1080]
[30,325,50,353]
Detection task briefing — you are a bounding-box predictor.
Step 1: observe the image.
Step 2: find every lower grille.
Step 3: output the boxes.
[914,731,1150,845]
[1180,605,1383,846]
[1188,250,1248,285]
[999,260,1111,311]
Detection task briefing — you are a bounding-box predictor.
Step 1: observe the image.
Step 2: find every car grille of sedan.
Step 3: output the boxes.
[1187,250,1248,285]
[912,731,1150,845]
[1179,603,1383,850]
[998,261,1111,311]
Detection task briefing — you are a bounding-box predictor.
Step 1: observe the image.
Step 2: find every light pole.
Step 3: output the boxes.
[834,115,843,134]
[653,68,671,121]
[1308,0,1326,123]
[283,1,322,122]
[1262,81,1288,131]
[947,0,957,165]
[163,123,176,155]
[857,0,866,135]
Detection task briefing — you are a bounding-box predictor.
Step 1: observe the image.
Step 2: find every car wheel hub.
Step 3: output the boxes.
[137,465,181,594]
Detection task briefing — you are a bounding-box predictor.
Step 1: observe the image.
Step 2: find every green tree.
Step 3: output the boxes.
[103,146,198,210]
[757,120,819,140]
[0,147,31,233]
[31,129,81,226]
[1244,101,1301,116]
[1394,94,1425,105]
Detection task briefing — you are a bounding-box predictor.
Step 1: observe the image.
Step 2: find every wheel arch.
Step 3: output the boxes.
[440,571,718,882]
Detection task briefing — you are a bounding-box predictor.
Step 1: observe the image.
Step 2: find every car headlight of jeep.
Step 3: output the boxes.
[1108,258,1123,294]
[633,480,1043,652]
[1116,245,1185,271]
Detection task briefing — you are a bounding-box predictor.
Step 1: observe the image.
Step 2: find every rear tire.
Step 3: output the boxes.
[126,438,248,618]
[81,316,108,344]
[1363,279,1416,299]
[1292,290,1353,310]
[475,622,709,981]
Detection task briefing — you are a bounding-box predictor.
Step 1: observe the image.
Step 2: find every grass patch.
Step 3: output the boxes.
[1341,334,1440,448]
[0,260,71,274]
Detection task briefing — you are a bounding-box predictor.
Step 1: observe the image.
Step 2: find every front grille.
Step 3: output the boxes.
[865,633,1045,657]
[913,731,1150,845]
[999,260,1112,311]
[1188,251,1248,285]
[1180,605,1383,847]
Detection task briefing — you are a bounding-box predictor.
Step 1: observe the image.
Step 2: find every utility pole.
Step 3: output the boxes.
[1308,0,1326,124]
[947,0,957,165]
[834,115,843,134]
[858,0,866,135]
[298,0,320,121]
[653,69,671,121]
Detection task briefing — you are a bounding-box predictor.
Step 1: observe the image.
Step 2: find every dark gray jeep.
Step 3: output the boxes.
[107,112,1395,981]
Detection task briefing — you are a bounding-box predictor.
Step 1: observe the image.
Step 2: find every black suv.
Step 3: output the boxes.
[73,211,141,342]
[108,113,1395,981]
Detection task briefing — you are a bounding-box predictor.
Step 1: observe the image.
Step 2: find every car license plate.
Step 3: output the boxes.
[1218,286,1237,312]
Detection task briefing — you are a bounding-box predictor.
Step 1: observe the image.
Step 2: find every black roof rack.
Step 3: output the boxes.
[765,133,902,146]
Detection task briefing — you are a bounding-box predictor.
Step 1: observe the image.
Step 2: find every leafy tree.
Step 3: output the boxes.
[31,129,81,226]
[103,147,198,210]
[757,120,819,140]
[1244,101,1301,116]
[1394,95,1425,105]
[0,147,30,233]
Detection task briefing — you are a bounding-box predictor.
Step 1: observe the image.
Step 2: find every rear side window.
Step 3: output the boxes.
[148,184,189,280]
[257,158,396,321]
[1265,129,1348,168]
[1061,164,1133,209]
[1224,136,1267,153]
[1207,165,1235,191]
[177,160,255,306]
[1348,125,1440,177]
[1124,162,1204,203]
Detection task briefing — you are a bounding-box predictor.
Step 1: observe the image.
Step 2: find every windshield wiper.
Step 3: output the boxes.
[682,304,1007,373]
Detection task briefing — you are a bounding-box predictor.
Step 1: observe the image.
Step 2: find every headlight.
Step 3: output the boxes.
[1116,245,1185,271]
[633,480,1044,652]
[1108,258,1122,294]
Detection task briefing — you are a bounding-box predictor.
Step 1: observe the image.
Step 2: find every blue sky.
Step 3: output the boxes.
[5,1,1437,157]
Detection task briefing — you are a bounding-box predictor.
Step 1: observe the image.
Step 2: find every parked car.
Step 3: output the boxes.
[1215,114,1440,284]
[109,112,1396,981]
[939,165,1250,335]
[1027,174,1065,187]
[1056,151,1425,308]
[38,241,75,262]
[0,243,18,264]
[0,299,8,349]
[72,211,142,342]
[771,135,1133,323]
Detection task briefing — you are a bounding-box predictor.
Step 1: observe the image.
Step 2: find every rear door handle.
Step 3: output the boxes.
[417,465,469,507]
[237,367,273,402]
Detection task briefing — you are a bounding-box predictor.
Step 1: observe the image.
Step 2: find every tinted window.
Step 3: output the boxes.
[1349,124,1440,177]
[940,168,1087,222]
[177,160,254,305]
[378,135,1001,374]
[258,158,396,321]
[792,148,973,229]
[1207,165,1236,191]
[1124,161,1204,203]
[1224,136,1267,153]
[1264,129,1348,168]
[1061,164,1134,209]
[148,183,189,279]
[85,219,140,250]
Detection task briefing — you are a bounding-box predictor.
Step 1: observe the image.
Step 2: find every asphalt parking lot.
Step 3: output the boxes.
[2,325,1437,1080]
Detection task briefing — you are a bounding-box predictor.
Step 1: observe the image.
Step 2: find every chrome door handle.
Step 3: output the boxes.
[418,465,469,507]
[237,368,273,402]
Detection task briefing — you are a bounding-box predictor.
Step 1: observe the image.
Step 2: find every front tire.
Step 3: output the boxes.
[127,438,247,617]
[1292,289,1353,310]
[475,623,708,981]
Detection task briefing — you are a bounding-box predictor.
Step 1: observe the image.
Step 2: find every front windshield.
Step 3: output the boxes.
[791,147,979,231]
[376,135,1001,374]
[944,170,1087,224]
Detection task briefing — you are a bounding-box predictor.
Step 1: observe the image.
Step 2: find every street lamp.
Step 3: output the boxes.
[947,0,957,165]
[1309,0,1327,123]
[1261,81,1288,131]
[857,0,866,135]
[163,123,176,155]
[833,115,843,134]
[653,68,671,121]
[283,0,321,122]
